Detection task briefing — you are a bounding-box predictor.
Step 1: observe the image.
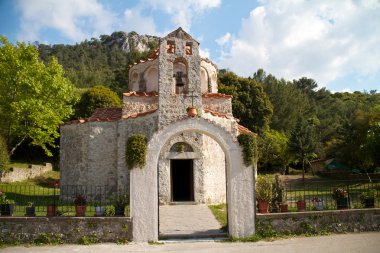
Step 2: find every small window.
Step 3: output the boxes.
[167,41,175,54]
[185,42,192,55]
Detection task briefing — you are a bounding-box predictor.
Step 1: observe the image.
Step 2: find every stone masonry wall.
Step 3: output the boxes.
[0,217,131,244]
[257,208,380,234]
[202,97,232,115]
[0,163,52,183]
[202,135,226,204]
[122,96,158,118]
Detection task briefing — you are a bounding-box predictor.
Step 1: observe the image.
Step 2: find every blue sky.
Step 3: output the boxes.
[1,0,379,93]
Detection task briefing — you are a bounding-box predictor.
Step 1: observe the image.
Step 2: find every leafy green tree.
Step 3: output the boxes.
[0,134,9,170]
[259,130,290,174]
[288,119,318,180]
[74,85,122,118]
[219,71,273,134]
[0,36,75,156]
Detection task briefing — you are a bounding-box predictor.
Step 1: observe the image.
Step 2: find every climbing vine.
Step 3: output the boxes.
[125,134,147,169]
[237,133,258,167]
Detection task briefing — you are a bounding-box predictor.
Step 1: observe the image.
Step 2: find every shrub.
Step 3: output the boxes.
[125,134,147,169]
[256,175,276,203]
[237,133,258,166]
[0,135,9,171]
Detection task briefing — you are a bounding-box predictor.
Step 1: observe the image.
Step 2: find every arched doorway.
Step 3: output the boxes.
[130,118,256,242]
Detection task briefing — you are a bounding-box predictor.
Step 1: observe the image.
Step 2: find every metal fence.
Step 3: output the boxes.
[282,179,380,211]
[0,184,130,217]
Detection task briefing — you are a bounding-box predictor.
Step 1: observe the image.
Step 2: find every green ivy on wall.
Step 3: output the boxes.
[237,133,258,167]
[125,134,147,169]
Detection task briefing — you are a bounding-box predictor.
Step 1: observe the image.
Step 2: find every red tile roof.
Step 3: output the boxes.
[129,48,159,67]
[123,91,158,97]
[202,93,233,99]
[89,108,122,121]
[237,124,257,136]
[123,108,158,119]
[203,108,233,119]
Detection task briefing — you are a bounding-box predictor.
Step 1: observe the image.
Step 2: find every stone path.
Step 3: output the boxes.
[159,204,227,239]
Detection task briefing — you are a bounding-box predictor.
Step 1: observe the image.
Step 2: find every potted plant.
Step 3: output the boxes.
[296,196,307,211]
[94,202,105,216]
[332,187,349,209]
[112,193,129,216]
[74,194,87,216]
[46,204,56,217]
[186,107,198,117]
[256,175,274,213]
[0,191,15,216]
[312,196,324,211]
[359,189,376,208]
[25,202,36,216]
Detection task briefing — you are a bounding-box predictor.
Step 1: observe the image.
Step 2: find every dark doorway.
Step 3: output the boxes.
[171,159,194,202]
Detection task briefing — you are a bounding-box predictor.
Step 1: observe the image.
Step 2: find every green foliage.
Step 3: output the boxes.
[219,71,273,134]
[0,135,9,171]
[0,36,75,156]
[74,85,122,118]
[259,130,289,173]
[208,204,228,231]
[78,236,99,245]
[33,233,63,245]
[125,134,147,169]
[256,175,276,203]
[237,133,258,166]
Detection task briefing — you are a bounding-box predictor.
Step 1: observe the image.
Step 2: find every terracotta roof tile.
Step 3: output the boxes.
[123,109,158,119]
[129,48,159,67]
[202,93,233,99]
[89,108,122,122]
[203,108,233,119]
[237,124,257,136]
[123,91,158,97]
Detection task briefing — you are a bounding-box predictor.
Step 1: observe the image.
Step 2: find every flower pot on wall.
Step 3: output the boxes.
[0,203,15,216]
[314,201,324,211]
[257,200,269,213]
[46,205,56,217]
[296,201,306,211]
[363,198,375,208]
[115,205,125,216]
[75,205,86,216]
[25,206,36,216]
[336,197,349,209]
[279,203,288,212]
[94,206,105,216]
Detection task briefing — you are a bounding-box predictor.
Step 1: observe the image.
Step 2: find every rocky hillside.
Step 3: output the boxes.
[38,31,159,94]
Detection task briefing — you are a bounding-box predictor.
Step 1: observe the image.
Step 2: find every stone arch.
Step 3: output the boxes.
[172,57,188,94]
[130,118,256,241]
[200,67,209,93]
[145,66,158,92]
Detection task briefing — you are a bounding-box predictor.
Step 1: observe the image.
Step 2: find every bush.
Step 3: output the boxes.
[237,133,258,166]
[74,85,122,118]
[0,135,9,171]
[256,175,276,203]
[125,134,147,169]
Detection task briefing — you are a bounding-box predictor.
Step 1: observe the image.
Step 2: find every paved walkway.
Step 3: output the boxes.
[2,233,380,253]
[159,204,226,239]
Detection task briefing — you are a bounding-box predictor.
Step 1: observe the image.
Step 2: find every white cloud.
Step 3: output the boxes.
[141,0,221,32]
[217,0,380,88]
[16,0,116,42]
[199,47,210,59]
[119,7,158,36]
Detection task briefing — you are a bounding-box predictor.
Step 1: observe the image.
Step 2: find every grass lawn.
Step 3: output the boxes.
[208,204,227,231]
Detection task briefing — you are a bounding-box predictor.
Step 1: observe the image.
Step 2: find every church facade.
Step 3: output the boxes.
[60,28,256,241]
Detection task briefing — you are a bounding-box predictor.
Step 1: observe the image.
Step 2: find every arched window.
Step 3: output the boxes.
[130,71,139,91]
[172,58,188,94]
[200,67,209,93]
[145,67,158,92]
[170,142,194,152]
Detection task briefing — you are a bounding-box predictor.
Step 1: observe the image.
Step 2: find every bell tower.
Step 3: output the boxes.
[158,27,202,127]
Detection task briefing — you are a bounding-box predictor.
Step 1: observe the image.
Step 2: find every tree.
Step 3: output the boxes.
[0,36,75,156]
[219,71,273,134]
[0,134,9,170]
[259,129,290,174]
[74,85,122,118]
[288,119,318,180]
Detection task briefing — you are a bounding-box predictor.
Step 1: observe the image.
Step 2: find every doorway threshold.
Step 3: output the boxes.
[170,201,196,205]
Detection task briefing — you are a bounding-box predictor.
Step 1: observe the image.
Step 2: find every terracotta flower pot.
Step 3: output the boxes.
[75,205,87,216]
[46,205,56,217]
[279,203,288,212]
[187,107,197,117]
[257,200,269,213]
[297,201,306,211]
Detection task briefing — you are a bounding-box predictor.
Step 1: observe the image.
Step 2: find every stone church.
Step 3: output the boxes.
[60,28,256,241]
